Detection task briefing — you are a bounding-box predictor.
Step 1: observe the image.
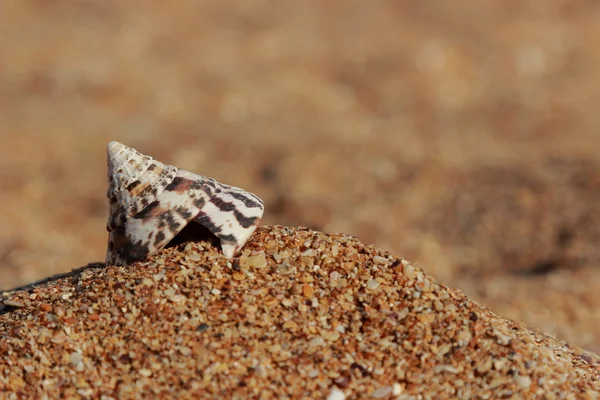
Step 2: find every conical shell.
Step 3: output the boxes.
[105,141,264,266]
[106,141,178,228]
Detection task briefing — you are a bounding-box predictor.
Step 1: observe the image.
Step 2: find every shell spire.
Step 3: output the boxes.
[105,141,265,266]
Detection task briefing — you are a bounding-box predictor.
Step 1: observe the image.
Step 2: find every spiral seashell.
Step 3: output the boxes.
[105,141,264,266]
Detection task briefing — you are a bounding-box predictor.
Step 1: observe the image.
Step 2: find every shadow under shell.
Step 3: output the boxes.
[164,221,221,250]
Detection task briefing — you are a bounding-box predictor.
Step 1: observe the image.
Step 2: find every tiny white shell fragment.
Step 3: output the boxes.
[3,300,25,308]
[372,255,388,265]
[371,386,393,398]
[327,387,346,400]
[367,279,381,290]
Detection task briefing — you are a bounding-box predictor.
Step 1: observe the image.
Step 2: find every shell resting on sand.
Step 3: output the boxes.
[105,141,264,266]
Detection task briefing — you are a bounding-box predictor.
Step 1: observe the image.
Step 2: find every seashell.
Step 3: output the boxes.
[105,141,264,266]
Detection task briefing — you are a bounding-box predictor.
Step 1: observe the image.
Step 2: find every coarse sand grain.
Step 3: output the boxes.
[1,226,599,399]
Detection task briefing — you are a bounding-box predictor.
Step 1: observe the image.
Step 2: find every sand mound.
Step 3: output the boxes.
[1,226,598,399]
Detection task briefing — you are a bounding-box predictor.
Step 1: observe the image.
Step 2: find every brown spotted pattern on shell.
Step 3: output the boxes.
[105,141,264,266]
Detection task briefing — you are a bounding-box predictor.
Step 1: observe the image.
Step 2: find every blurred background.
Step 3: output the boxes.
[1,0,599,352]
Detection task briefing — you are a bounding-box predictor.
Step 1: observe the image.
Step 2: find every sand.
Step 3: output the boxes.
[1,3,600,395]
[1,227,598,399]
